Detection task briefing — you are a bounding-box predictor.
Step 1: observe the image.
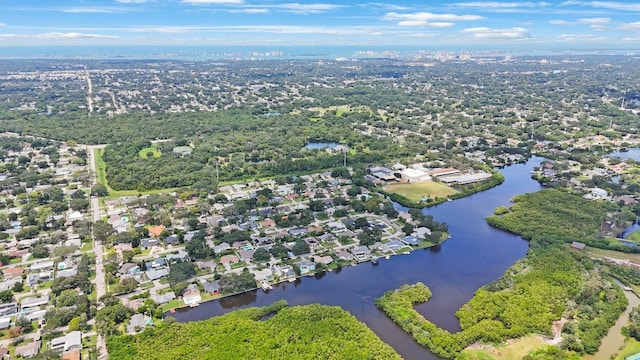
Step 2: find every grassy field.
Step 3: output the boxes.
[138,146,162,159]
[460,336,548,360]
[586,247,640,264]
[628,231,640,242]
[95,148,109,187]
[614,338,640,360]
[95,147,179,200]
[384,181,457,202]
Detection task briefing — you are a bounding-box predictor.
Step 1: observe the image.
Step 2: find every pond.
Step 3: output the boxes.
[304,141,340,150]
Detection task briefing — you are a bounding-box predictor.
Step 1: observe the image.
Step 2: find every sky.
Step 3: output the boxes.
[0,0,640,49]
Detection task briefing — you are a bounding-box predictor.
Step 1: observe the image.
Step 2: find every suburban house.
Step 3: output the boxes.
[119,263,140,276]
[202,281,221,295]
[147,225,166,238]
[16,340,41,358]
[2,267,24,279]
[351,245,372,261]
[20,296,49,312]
[50,331,82,353]
[219,254,240,267]
[182,284,202,306]
[296,259,316,275]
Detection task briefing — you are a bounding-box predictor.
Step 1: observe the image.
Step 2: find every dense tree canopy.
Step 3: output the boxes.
[107,302,400,360]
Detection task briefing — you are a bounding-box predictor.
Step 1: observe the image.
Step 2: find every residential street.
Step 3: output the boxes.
[87,144,108,360]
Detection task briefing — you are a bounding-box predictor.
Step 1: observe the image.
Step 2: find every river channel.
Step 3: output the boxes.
[171,156,545,359]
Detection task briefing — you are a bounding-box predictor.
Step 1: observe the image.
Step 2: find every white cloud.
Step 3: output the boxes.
[549,19,575,25]
[461,26,530,39]
[620,21,640,29]
[384,12,483,21]
[129,25,379,36]
[181,0,244,4]
[558,33,608,41]
[397,21,455,27]
[0,32,119,40]
[453,2,549,9]
[578,17,610,25]
[61,7,129,13]
[561,1,640,12]
[0,23,6,27]
[272,3,345,14]
[228,8,269,14]
[359,3,410,11]
[383,12,482,27]
[116,0,149,3]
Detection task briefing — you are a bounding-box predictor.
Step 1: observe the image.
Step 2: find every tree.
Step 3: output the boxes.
[31,243,50,258]
[0,290,13,303]
[114,277,138,295]
[91,183,109,197]
[94,220,114,243]
[96,304,133,335]
[252,248,270,262]
[70,198,90,211]
[269,244,289,259]
[218,271,256,293]
[168,262,196,286]
[15,316,33,333]
[292,240,310,256]
[71,190,86,199]
[12,282,24,293]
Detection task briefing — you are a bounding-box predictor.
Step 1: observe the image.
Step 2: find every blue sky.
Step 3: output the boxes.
[1,1,639,48]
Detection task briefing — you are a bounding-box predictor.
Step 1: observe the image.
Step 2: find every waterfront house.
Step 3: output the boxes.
[352,246,371,261]
[296,259,316,275]
[253,268,274,283]
[182,284,201,306]
[151,292,175,305]
[314,255,333,265]
[202,281,221,295]
[336,251,354,262]
[401,236,422,246]
[386,239,406,251]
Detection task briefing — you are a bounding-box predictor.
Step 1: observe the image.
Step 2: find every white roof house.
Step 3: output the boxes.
[50,331,82,353]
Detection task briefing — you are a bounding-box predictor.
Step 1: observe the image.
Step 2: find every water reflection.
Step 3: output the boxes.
[170,157,546,359]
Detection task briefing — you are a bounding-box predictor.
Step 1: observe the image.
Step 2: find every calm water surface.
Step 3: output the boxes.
[172,157,545,359]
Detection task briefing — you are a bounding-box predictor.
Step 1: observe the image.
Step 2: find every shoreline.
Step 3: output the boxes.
[163,234,452,316]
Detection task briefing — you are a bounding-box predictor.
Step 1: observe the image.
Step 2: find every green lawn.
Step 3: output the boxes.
[461,335,548,360]
[615,338,640,360]
[628,231,640,242]
[138,146,162,159]
[384,181,458,202]
[587,246,640,264]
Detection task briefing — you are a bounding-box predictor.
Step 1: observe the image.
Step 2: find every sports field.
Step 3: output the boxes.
[384,181,457,202]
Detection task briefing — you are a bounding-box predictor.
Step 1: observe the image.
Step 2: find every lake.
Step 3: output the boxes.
[171,156,545,359]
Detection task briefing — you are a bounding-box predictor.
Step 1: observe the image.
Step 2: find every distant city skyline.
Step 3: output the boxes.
[1,1,640,49]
